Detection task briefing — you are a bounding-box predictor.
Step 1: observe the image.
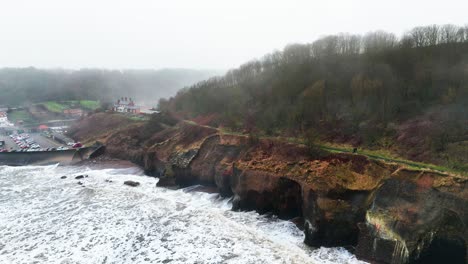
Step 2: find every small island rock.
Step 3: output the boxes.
[124,181,140,187]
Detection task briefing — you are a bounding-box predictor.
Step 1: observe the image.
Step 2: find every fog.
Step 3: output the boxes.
[0,68,223,107]
[0,0,467,70]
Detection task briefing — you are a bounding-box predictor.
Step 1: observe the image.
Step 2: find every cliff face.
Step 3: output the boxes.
[71,114,467,264]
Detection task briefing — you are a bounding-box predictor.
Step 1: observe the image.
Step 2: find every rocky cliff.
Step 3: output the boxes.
[70,113,467,264]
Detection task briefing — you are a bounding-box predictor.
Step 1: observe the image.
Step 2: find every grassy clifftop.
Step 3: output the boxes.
[72,112,466,178]
[40,100,100,113]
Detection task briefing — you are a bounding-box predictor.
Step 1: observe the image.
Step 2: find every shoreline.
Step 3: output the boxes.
[73,154,139,170]
[66,113,468,264]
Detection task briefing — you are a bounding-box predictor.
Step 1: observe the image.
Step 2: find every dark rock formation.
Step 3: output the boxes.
[145,129,467,264]
[72,114,468,264]
[60,176,67,179]
[124,181,140,187]
[355,170,467,264]
[231,171,303,219]
[75,175,85,179]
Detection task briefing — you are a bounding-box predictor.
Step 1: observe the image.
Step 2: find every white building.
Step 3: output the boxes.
[0,112,13,128]
[112,97,141,114]
[0,112,8,123]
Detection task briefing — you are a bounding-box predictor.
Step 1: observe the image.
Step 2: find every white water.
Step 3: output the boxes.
[0,165,367,264]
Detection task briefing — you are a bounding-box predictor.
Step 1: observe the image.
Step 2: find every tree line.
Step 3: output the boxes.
[160,24,468,168]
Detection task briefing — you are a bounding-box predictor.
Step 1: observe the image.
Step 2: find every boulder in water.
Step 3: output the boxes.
[75,175,85,179]
[124,181,140,187]
[60,176,67,179]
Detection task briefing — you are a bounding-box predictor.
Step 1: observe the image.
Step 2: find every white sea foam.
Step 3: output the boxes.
[0,165,367,264]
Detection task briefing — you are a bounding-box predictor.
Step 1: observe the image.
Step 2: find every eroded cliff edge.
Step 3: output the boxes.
[69,113,467,264]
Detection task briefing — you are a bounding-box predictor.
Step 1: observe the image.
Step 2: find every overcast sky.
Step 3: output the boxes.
[0,0,466,70]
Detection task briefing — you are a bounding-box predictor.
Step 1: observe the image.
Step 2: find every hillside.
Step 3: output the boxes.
[161,25,468,173]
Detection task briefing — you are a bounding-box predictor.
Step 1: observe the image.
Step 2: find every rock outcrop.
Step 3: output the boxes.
[124,181,140,187]
[356,169,467,264]
[71,114,467,264]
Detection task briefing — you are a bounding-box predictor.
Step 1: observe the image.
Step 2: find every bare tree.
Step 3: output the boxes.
[424,25,440,46]
[440,24,459,43]
[311,35,339,58]
[456,25,468,42]
[409,27,427,47]
[465,25,468,42]
[400,34,415,48]
[283,44,311,64]
[336,33,362,55]
[363,31,397,52]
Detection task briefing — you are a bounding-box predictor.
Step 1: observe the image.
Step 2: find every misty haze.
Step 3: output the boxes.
[0,1,467,264]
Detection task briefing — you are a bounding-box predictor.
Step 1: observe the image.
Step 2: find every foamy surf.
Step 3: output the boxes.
[0,165,367,264]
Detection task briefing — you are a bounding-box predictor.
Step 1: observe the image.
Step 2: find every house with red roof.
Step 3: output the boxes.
[112,97,140,114]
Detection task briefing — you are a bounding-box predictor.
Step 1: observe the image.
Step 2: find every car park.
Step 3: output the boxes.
[4,132,76,152]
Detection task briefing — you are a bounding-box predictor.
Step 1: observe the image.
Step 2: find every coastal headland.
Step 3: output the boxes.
[68,112,467,264]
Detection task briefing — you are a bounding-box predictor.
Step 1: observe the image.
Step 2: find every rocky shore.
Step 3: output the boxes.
[74,154,138,170]
[69,113,467,264]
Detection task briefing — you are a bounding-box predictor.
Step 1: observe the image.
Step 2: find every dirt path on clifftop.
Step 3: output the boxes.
[182,120,466,178]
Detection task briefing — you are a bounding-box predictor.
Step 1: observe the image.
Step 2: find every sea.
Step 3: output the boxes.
[0,165,367,264]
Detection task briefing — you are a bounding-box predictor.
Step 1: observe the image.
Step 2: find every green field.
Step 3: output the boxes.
[40,100,100,113]
[7,110,35,124]
[79,100,100,110]
[42,102,68,113]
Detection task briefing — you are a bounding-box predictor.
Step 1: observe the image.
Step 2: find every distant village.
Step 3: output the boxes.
[0,96,156,152]
[1,97,153,134]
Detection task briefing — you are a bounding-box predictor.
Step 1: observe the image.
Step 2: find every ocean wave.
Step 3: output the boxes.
[0,166,366,264]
